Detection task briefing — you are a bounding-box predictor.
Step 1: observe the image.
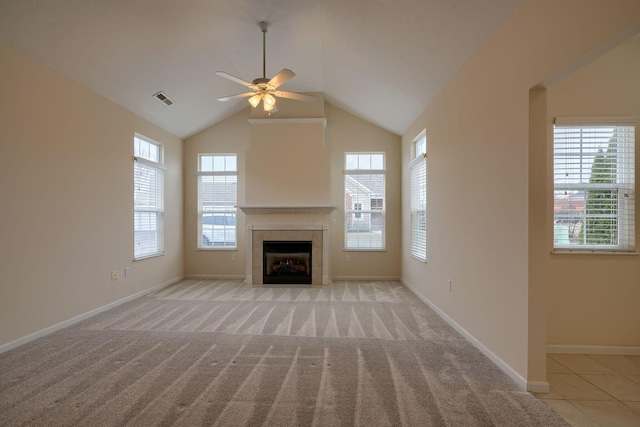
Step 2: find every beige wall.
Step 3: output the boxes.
[0,43,184,347]
[543,39,640,347]
[326,103,402,279]
[183,100,401,279]
[401,0,640,388]
[246,95,329,205]
[246,123,329,204]
[183,109,251,277]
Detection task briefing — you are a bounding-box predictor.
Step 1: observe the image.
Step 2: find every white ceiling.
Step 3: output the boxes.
[0,0,520,138]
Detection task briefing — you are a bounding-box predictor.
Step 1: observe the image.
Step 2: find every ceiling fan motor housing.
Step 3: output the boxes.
[252,77,271,87]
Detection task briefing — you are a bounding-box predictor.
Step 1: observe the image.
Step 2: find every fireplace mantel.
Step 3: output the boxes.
[239,205,336,215]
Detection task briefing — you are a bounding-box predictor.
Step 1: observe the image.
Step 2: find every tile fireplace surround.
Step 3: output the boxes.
[240,205,334,286]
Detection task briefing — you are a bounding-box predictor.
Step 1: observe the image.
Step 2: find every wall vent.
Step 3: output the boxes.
[153,91,174,106]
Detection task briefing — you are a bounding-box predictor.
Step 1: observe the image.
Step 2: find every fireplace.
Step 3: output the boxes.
[242,221,333,286]
[263,241,312,284]
[249,227,324,285]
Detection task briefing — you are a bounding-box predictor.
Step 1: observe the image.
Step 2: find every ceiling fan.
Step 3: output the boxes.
[216,21,315,112]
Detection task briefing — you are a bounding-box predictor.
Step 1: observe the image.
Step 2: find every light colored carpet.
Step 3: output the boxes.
[0,280,567,426]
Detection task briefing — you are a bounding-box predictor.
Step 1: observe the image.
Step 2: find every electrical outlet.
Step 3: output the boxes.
[447,279,452,292]
[111,270,119,281]
[125,267,130,278]
[231,254,237,261]
[344,254,350,262]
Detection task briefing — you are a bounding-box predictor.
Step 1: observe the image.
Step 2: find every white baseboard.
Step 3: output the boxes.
[527,381,550,393]
[184,275,402,283]
[0,276,183,354]
[548,345,640,355]
[401,278,532,392]
[183,275,245,281]
[332,276,401,281]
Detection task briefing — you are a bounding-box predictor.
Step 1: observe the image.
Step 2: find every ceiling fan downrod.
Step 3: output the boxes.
[260,21,268,80]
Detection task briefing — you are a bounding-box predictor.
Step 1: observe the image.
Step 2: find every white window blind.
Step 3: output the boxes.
[410,164,426,261]
[198,154,237,249]
[410,131,427,261]
[344,153,385,250]
[553,118,635,251]
[134,135,164,259]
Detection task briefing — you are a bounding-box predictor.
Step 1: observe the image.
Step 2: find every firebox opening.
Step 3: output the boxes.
[263,241,312,284]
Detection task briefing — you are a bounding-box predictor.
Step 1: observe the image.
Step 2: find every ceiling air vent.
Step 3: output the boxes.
[153,91,174,106]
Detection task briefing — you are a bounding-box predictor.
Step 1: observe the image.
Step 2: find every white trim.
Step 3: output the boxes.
[249,225,326,231]
[527,382,550,393]
[248,118,327,128]
[133,156,167,170]
[184,275,246,281]
[332,276,401,281]
[133,252,166,261]
[344,169,387,175]
[554,116,638,125]
[412,129,426,142]
[342,249,388,252]
[401,278,529,391]
[239,205,336,215]
[197,248,238,252]
[0,276,183,354]
[548,345,640,355]
[551,250,639,256]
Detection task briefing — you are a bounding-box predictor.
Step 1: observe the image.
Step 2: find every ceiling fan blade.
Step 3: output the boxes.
[216,71,253,87]
[275,91,316,102]
[218,92,255,101]
[268,69,295,89]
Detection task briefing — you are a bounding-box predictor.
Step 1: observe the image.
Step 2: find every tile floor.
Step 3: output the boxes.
[533,354,640,426]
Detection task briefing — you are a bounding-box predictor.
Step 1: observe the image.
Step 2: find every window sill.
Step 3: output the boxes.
[343,249,387,252]
[134,252,165,261]
[197,247,238,251]
[551,250,639,256]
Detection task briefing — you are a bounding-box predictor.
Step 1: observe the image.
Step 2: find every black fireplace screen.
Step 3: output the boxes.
[263,241,312,284]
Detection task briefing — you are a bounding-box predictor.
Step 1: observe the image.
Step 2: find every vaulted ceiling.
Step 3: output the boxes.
[0,0,520,138]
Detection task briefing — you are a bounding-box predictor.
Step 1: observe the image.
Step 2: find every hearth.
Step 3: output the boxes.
[263,241,312,284]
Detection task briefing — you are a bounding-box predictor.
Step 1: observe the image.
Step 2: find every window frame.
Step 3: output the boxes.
[344,152,386,251]
[133,134,165,260]
[197,153,238,250]
[552,117,636,253]
[410,130,427,262]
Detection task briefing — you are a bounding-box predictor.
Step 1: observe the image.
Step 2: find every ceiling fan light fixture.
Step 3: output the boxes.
[248,94,262,108]
[263,93,276,106]
[263,99,276,112]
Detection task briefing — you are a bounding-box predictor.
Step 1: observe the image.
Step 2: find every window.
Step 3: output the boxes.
[553,117,635,252]
[198,154,237,248]
[410,131,427,261]
[354,202,362,219]
[344,152,385,249]
[134,135,164,259]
